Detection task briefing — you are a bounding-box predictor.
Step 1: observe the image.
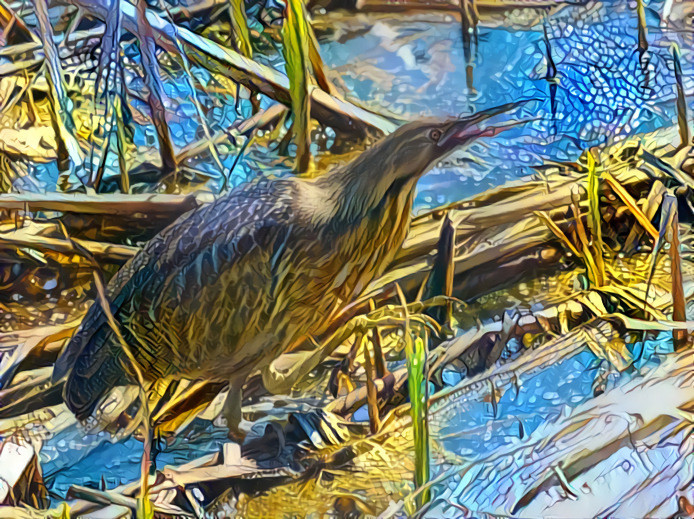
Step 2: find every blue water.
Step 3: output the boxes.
[421,331,676,516]
[315,0,693,207]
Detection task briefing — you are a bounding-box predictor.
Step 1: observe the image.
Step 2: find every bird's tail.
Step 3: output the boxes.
[59,317,129,421]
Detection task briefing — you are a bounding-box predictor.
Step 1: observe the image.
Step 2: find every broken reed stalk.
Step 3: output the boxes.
[586,151,606,285]
[92,103,117,191]
[662,194,687,349]
[671,43,690,148]
[368,299,387,378]
[570,186,603,287]
[361,334,381,434]
[396,285,430,510]
[282,0,312,174]
[90,2,133,193]
[424,214,455,327]
[64,0,397,136]
[156,0,225,177]
[31,0,83,185]
[114,65,131,193]
[636,0,648,57]
[134,0,177,173]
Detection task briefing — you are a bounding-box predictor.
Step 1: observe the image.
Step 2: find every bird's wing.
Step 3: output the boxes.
[55,179,298,419]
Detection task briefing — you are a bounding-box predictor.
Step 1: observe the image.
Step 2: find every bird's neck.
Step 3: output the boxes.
[315,146,414,225]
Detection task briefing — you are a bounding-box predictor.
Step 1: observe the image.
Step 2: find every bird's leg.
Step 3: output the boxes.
[221,381,245,442]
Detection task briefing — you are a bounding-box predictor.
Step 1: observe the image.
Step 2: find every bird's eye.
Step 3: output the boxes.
[429,129,442,141]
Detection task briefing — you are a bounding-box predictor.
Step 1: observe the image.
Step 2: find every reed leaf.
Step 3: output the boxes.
[137,496,154,519]
[282,0,312,173]
[535,210,582,259]
[568,187,602,286]
[306,21,337,95]
[394,284,430,510]
[56,502,71,519]
[230,0,253,59]
[603,170,659,240]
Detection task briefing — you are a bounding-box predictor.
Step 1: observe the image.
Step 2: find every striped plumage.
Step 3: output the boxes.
[53,105,523,438]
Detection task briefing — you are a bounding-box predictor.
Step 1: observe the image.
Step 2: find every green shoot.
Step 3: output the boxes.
[230,0,253,59]
[406,334,430,509]
[281,0,312,174]
[586,151,606,286]
[397,284,430,510]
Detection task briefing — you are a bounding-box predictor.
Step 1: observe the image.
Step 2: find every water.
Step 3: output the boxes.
[421,333,678,517]
[314,0,693,208]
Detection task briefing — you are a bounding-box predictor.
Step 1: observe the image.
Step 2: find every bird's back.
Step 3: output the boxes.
[55,178,303,419]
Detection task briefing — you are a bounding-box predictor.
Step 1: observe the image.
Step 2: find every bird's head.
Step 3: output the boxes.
[371,100,534,187]
[320,100,534,222]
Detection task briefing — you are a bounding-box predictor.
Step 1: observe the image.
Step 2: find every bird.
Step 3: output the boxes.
[52,101,529,440]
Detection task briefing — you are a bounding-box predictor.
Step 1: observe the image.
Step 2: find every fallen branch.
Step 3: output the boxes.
[0,192,207,216]
[0,227,139,263]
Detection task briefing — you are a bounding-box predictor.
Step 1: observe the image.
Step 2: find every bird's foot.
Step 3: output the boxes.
[214,413,247,443]
[226,424,246,444]
[219,382,245,443]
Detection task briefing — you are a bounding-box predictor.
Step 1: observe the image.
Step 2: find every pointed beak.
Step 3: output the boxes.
[437,99,539,149]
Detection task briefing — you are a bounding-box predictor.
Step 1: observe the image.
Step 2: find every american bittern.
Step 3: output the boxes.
[52,102,529,439]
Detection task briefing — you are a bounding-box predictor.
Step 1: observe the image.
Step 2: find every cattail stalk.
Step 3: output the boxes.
[424,215,455,326]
